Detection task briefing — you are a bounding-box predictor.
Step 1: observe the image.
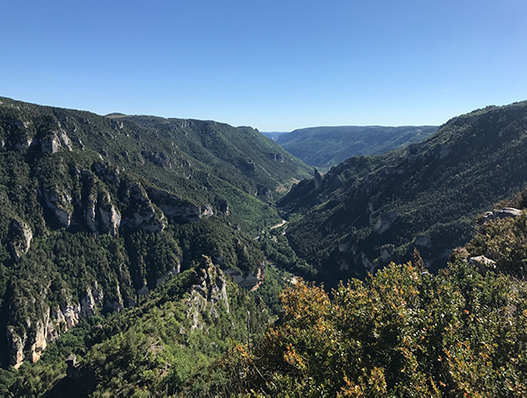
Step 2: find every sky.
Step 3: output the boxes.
[1,1,527,131]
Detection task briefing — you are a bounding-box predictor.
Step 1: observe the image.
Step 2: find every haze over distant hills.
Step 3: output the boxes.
[260,131,288,141]
[264,125,438,170]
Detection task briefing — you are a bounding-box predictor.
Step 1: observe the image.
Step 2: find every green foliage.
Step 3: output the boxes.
[221,261,527,396]
[466,207,527,278]
[279,100,527,284]
[0,96,308,372]
[0,265,271,397]
[259,225,317,278]
[171,217,264,273]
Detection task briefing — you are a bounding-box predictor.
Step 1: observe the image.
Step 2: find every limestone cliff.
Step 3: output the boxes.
[7,283,109,369]
[186,256,229,330]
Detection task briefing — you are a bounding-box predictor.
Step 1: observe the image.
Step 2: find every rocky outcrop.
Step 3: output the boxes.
[223,267,264,291]
[482,207,522,223]
[98,197,121,235]
[469,255,497,269]
[273,153,284,162]
[375,211,398,234]
[121,183,166,232]
[7,284,109,369]
[4,118,35,150]
[141,150,172,168]
[187,256,229,330]
[148,188,213,223]
[8,218,33,262]
[40,127,73,154]
[314,168,324,191]
[84,187,121,235]
[42,188,73,228]
[91,162,121,185]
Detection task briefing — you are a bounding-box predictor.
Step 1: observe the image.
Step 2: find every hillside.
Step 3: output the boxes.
[279,101,527,285]
[3,95,527,395]
[0,96,309,369]
[0,256,272,396]
[275,125,438,170]
[214,190,527,396]
[122,115,311,203]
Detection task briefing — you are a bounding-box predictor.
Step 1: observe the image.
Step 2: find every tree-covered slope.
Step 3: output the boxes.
[0,256,272,397]
[123,115,311,201]
[216,190,527,396]
[279,101,527,285]
[0,96,308,369]
[275,125,438,170]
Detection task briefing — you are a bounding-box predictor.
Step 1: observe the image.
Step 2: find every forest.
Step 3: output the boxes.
[1,97,527,396]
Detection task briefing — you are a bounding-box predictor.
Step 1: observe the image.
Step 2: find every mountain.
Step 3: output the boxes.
[275,125,438,170]
[0,96,309,369]
[278,101,527,286]
[0,256,272,396]
[3,95,527,395]
[120,115,311,206]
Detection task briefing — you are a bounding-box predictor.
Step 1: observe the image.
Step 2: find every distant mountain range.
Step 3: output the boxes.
[262,125,438,170]
[278,102,527,286]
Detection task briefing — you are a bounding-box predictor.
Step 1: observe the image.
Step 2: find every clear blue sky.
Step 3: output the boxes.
[2,1,527,131]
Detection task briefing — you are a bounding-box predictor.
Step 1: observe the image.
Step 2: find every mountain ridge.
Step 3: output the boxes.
[0,96,309,369]
[278,101,527,285]
[272,124,438,170]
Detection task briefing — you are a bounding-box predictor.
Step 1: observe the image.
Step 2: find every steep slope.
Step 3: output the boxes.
[0,96,307,369]
[123,115,311,202]
[0,256,271,396]
[276,125,438,170]
[214,191,527,396]
[279,101,527,285]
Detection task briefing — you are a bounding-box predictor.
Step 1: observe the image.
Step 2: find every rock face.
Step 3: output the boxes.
[7,284,108,369]
[187,256,229,330]
[223,267,264,291]
[121,183,166,232]
[39,163,213,235]
[42,188,73,228]
[40,125,73,154]
[148,188,214,223]
[8,219,33,262]
[84,188,121,236]
[314,169,324,191]
[375,211,398,234]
